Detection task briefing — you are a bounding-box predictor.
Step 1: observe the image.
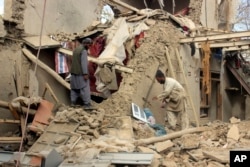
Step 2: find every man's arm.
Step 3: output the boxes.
[81,50,89,80]
[157,79,175,100]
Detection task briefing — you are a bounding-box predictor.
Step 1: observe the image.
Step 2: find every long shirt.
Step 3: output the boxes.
[157,77,184,101]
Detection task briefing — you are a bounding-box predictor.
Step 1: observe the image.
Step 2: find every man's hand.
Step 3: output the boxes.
[152,96,158,101]
[161,101,166,108]
[83,74,89,80]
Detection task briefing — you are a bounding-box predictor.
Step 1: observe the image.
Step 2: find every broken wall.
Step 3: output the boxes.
[200,0,239,30]
[0,42,21,134]
[24,0,99,35]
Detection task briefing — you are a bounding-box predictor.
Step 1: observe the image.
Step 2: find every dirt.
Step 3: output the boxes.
[97,21,183,119]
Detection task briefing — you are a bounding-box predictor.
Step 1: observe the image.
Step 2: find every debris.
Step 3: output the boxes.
[227,124,240,141]
[202,149,230,163]
[134,127,212,146]
[155,140,174,153]
[229,116,241,124]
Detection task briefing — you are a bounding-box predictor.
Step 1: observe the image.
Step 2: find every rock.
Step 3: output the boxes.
[229,117,241,124]
[155,140,174,153]
[227,124,240,141]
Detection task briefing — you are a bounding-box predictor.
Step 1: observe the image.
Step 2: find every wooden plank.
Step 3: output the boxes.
[223,45,250,51]
[0,137,22,141]
[42,83,60,103]
[0,100,36,115]
[134,127,211,146]
[175,48,199,127]
[198,40,250,48]
[0,119,21,124]
[180,31,250,43]
[99,152,154,165]
[75,30,102,39]
[110,0,141,14]
[127,15,147,22]
[202,150,229,163]
[8,102,20,120]
[23,36,61,49]
[165,46,176,78]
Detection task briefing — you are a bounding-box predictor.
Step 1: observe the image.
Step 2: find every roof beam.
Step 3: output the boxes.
[180,31,250,43]
[223,45,250,51]
[58,48,133,73]
[197,40,250,48]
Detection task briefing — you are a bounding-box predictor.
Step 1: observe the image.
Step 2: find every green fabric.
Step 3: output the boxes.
[70,45,84,75]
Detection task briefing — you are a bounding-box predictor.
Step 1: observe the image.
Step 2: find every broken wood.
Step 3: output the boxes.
[0,137,22,143]
[127,15,147,22]
[134,127,212,146]
[8,102,20,120]
[202,150,229,163]
[110,0,142,14]
[22,48,70,90]
[165,46,176,78]
[180,31,250,43]
[42,82,60,103]
[0,119,21,124]
[0,100,36,115]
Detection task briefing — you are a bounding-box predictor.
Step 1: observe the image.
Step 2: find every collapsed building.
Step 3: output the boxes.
[1,0,250,166]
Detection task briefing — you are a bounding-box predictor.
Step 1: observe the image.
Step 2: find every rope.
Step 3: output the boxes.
[16,0,47,166]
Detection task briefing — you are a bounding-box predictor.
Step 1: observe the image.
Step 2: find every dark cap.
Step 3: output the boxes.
[82,38,93,44]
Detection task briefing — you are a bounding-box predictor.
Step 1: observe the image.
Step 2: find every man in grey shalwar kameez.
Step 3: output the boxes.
[70,38,92,108]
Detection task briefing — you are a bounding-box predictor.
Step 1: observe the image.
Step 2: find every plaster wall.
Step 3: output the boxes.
[200,0,218,29]
[23,48,70,106]
[24,0,99,35]
[0,44,21,134]
[179,44,200,124]
[221,65,233,122]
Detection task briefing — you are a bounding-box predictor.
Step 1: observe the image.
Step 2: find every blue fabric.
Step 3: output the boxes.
[144,108,167,136]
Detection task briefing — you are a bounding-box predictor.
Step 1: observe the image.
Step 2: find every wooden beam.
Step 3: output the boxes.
[0,119,21,124]
[58,48,134,73]
[165,46,176,78]
[110,0,141,14]
[198,40,250,48]
[0,137,22,143]
[0,100,36,115]
[180,31,250,43]
[22,48,70,90]
[134,127,212,146]
[42,83,60,103]
[223,45,250,51]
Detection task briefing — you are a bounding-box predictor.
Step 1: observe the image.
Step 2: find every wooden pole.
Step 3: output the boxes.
[0,100,36,115]
[134,126,211,146]
[175,48,200,127]
[110,0,141,14]
[22,48,70,90]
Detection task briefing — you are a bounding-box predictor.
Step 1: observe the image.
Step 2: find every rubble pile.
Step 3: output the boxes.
[1,1,250,167]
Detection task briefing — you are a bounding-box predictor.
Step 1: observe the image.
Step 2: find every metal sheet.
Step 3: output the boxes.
[0,151,13,163]
[98,152,154,165]
[59,160,111,167]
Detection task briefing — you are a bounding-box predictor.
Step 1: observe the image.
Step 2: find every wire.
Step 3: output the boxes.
[16,0,47,166]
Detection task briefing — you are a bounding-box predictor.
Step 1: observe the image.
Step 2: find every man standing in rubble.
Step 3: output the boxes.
[153,69,189,130]
[70,38,93,109]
